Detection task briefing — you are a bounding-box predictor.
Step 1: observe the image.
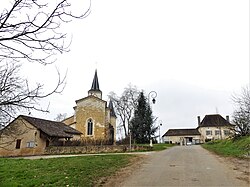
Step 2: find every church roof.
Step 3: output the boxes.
[89,70,100,91]
[108,100,116,118]
[75,95,106,104]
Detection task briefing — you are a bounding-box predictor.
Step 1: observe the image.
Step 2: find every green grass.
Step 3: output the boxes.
[152,143,175,151]
[135,143,175,151]
[0,155,134,187]
[202,136,250,158]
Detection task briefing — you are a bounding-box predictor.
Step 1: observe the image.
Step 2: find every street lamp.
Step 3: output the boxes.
[148,91,157,146]
[148,91,157,104]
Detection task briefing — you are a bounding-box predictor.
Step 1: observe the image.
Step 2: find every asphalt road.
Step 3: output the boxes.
[121,145,248,187]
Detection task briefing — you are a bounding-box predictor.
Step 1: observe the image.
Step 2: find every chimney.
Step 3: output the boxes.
[226,115,230,122]
[197,116,201,126]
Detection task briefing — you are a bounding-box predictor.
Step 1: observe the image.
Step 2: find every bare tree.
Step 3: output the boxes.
[0,0,90,127]
[0,0,90,65]
[232,86,250,137]
[54,113,67,122]
[108,84,139,138]
[0,63,65,128]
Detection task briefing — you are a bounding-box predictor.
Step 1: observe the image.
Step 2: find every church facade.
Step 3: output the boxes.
[63,70,117,144]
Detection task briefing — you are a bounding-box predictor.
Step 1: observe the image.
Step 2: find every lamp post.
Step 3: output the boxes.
[159,120,162,143]
[148,91,157,146]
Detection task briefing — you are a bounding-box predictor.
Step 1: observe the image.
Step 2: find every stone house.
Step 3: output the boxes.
[0,115,81,157]
[162,128,201,145]
[162,114,234,145]
[62,70,117,144]
[197,114,234,142]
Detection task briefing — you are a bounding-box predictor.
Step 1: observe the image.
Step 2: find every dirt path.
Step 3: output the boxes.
[104,145,249,187]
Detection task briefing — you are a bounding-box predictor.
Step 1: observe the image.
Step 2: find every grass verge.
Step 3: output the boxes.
[202,136,250,158]
[0,154,135,187]
[152,143,175,151]
[135,143,175,151]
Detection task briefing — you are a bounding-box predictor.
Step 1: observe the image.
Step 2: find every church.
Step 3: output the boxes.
[63,70,117,144]
[0,70,116,157]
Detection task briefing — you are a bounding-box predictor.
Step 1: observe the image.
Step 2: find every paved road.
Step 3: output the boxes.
[121,145,248,187]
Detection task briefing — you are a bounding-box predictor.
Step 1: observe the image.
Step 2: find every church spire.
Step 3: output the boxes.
[88,69,102,99]
[90,69,100,91]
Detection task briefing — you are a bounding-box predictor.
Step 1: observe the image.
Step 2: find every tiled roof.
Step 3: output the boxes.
[162,128,200,137]
[199,114,232,127]
[20,115,81,138]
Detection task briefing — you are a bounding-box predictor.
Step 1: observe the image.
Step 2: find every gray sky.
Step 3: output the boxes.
[23,0,249,136]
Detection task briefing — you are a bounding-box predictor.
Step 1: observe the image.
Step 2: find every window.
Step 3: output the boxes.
[15,139,21,149]
[215,130,221,135]
[26,141,35,148]
[87,119,93,135]
[224,130,230,136]
[46,140,50,147]
[206,130,212,136]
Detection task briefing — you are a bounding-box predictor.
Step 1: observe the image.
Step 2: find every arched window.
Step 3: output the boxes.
[87,119,93,135]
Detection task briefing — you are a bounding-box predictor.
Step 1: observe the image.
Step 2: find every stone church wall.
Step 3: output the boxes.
[45,145,152,154]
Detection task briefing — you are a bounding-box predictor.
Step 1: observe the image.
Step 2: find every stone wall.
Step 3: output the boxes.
[45,145,152,155]
[0,117,46,157]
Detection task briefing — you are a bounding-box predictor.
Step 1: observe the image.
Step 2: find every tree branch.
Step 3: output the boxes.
[0,0,91,64]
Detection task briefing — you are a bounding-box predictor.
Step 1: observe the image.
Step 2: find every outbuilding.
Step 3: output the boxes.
[162,128,201,145]
[0,115,81,157]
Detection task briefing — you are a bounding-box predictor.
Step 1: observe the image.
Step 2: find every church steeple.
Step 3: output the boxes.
[90,70,100,91]
[88,70,102,99]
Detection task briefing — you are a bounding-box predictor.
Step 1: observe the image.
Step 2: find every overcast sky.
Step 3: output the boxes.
[23,0,249,137]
